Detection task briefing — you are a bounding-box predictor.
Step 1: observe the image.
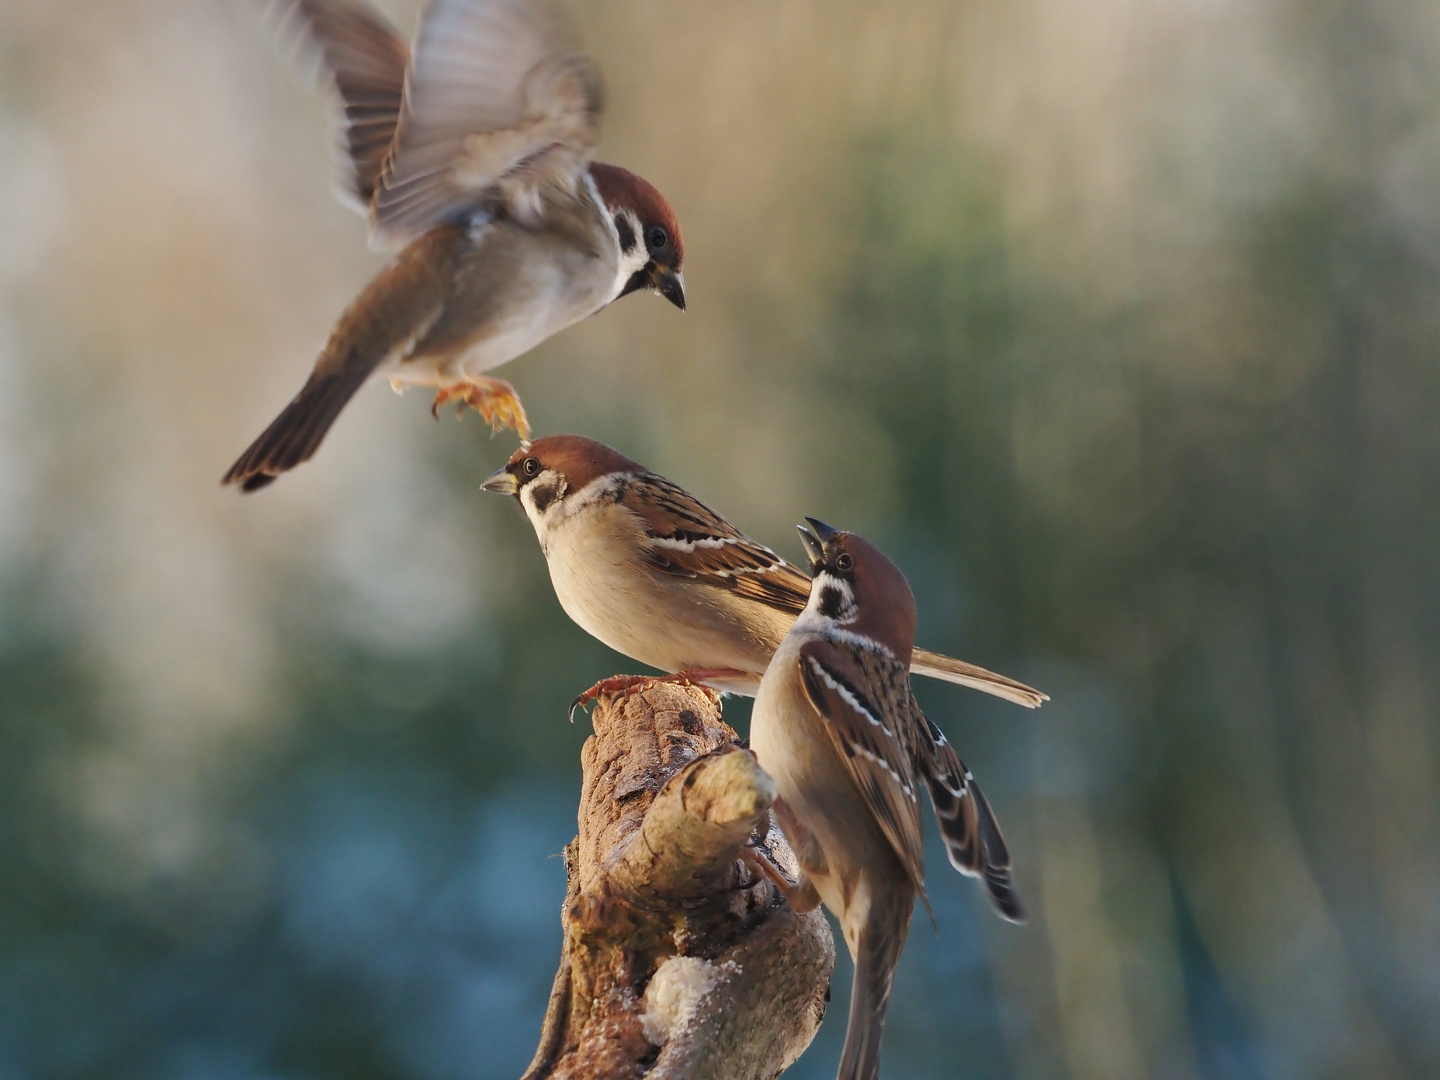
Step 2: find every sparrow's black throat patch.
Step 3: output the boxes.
[618,264,652,299]
[817,580,857,622]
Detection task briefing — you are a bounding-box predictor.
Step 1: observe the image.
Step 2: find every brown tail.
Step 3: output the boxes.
[221,364,375,492]
[837,908,911,1080]
[222,227,459,492]
[910,648,1048,709]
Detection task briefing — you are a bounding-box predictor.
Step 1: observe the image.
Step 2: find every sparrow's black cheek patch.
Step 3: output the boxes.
[614,214,637,255]
[529,478,563,514]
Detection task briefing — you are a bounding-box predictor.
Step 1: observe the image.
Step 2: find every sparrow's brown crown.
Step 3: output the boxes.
[505,433,642,496]
[589,163,686,309]
[590,163,685,267]
[799,519,917,665]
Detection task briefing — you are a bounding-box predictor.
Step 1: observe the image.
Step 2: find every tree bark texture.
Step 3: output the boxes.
[521,680,836,1080]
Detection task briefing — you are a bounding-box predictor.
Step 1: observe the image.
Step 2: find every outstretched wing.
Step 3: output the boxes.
[797,639,926,892]
[373,0,603,242]
[272,0,410,212]
[912,705,1023,922]
[619,476,814,614]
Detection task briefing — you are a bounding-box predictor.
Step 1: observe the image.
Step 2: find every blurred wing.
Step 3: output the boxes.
[274,0,410,211]
[798,640,926,891]
[374,0,603,242]
[910,648,1048,708]
[913,706,1023,922]
[624,477,813,614]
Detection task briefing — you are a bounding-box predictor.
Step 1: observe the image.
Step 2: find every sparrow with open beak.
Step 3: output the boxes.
[481,434,1047,707]
[223,0,686,492]
[750,519,1022,1080]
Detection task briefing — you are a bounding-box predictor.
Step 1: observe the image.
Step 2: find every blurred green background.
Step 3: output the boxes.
[1,0,1438,1077]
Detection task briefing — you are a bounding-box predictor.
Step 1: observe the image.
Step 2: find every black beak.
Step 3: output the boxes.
[804,517,841,544]
[650,264,686,311]
[796,520,828,572]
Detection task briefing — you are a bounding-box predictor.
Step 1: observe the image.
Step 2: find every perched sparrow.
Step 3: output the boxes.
[481,434,1047,706]
[749,519,1021,1080]
[223,0,686,492]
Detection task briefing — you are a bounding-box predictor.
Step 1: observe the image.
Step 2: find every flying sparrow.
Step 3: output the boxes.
[749,518,1021,1080]
[481,434,1047,706]
[223,0,686,492]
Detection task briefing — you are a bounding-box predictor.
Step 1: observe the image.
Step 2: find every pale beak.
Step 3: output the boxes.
[650,264,686,311]
[796,521,826,572]
[481,467,518,496]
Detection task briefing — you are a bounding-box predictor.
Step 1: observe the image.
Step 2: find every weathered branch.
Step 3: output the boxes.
[522,680,836,1080]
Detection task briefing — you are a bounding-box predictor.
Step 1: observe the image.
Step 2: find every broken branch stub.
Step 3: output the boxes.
[522,680,835,1080]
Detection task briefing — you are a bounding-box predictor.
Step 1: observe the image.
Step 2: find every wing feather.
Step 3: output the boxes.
[373,0,602,242]
[621,477,813,613]
[912,707,1024,921]
[615,478,1053,691]
[272,0,410,211]
[798,640,926,893]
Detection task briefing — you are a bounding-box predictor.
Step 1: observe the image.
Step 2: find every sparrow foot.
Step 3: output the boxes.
[568,670,740,722]
[740,845,821,914]
[569,674,657,722]
[430,377,531,440]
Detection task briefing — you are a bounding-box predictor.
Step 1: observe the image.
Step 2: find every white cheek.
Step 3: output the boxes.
[518,472,573,548]
[610,212,651,296]
[519,487,545,537]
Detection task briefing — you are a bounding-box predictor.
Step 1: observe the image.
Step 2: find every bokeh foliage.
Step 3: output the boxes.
[1,0,1438,1078]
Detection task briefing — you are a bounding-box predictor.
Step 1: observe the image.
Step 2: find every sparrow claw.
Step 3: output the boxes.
[569,674,656,722]
[428,379,532,439]
[429,384,461,419]
[740,844,820,913]
[567,669,738,722]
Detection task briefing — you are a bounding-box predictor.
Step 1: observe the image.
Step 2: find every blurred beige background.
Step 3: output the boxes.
[1,1,1438,1078]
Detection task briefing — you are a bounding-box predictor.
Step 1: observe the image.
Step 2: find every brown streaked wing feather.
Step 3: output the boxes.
[275,0,409,210]
[621,478,812,614]
[797,639,926,893]
[373,0,603,242]
[728,559,811,614]
[912,705,1023,922]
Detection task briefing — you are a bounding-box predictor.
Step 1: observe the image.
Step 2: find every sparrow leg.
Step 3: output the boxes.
[740,844,821,914]
[430,376,531,439]
[668,668,752,690]
[430,383,466,418]
[569,674,658,722]
[570,670,742,721]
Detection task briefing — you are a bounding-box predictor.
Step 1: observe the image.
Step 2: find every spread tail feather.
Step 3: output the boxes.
[222,365,372,492]
[910,648,1048,709]
[221,227,457,492]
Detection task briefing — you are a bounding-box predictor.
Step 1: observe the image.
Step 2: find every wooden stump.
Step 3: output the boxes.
[521,680,836,1080]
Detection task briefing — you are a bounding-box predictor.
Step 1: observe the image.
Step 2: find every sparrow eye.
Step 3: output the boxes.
[647,226,668,251]
[522,457,541,477]
[834,553,854,572]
